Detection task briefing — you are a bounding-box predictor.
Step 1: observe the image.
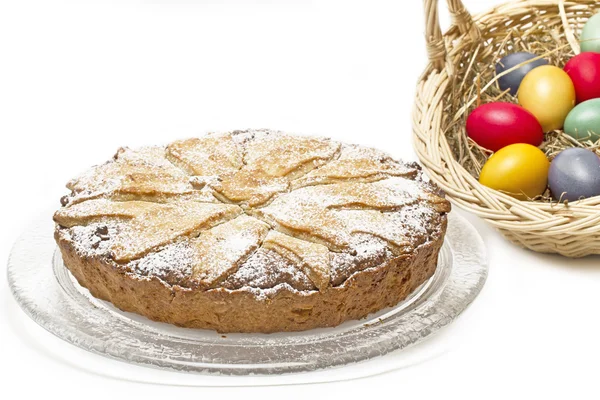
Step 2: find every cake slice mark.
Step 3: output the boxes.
[243,132,342,179]
[290,156,419,190]
[210,168,290,208]
[297,177,443,211]
[64,145,209,206]
[189,215,270,288]
[341,210,413,251]
[118,214,267,289]
[111,201,243,262]
[205,131,343,208]
[57,199,243,262]
[328,234,397,287]
[219,246,317,292]
[262,230,331,291]
[65,161,195,205]
[127,240,197,287]
[284,144,449,214]
[54,199,160,227]
[338,205,443,255]
[248,175,449,255]
[70,190,220,207]
[166,134,244,177]
[248,205,351,252]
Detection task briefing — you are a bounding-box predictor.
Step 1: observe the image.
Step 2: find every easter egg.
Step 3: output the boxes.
[466,103,544,151]
[581,13,600,53]
[479,143,549,200]
[518,65,576,132]
[548,148,600,201]
[564,98,600,142]
[564,52,600,103]
[495,52,548,95]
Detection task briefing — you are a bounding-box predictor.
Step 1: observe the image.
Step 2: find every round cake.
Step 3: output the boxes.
[54,130,451,333]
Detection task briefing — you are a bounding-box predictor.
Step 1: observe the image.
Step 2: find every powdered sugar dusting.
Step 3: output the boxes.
[222,248,315,297]
[64,145,198,205]
[63,222,121,257]
[56,130,449,296]
[330,234,392,286]
[129,241,195,284]
[191,215,269,285]
[116,146,175,168]
[253,174,443,252]
[338,143,394,161]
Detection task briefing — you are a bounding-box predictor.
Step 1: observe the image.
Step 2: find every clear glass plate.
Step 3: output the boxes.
[7,211,487,375]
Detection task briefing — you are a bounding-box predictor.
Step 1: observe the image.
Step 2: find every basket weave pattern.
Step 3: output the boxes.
[413,0,600,257]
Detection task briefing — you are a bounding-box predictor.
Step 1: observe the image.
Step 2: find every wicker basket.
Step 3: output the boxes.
[413,0,600,257]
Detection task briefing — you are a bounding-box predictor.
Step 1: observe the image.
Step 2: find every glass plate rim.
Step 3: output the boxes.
[7,211,488,375]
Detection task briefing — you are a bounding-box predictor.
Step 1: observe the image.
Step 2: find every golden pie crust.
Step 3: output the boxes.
[54,130,450,333]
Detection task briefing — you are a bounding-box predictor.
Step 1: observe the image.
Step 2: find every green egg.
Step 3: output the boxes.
[581,13,600,53]
[564,99,600,142]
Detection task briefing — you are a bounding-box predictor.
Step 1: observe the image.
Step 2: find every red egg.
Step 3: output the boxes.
[466,102,544,152]
[564,52,600,103]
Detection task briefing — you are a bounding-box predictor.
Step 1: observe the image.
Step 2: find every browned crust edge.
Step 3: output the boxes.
[55,217,447,333]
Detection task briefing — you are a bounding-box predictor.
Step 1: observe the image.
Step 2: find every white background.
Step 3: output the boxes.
[1,0,599,398]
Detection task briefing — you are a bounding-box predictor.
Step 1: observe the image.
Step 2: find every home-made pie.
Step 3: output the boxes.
[54,130,450,333]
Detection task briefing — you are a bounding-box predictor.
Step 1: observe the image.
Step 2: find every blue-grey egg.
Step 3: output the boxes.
[495,52,548,95]
[548,148,600,201]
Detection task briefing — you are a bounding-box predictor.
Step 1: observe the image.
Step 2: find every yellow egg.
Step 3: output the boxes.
[479,143,549,200]
[518,65,576,132]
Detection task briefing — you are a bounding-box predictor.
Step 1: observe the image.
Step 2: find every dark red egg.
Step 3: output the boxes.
[466,102,544,152]
[564,52,600,103]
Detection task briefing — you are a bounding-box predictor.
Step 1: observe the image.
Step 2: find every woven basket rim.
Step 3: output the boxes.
[413,0,600,257]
